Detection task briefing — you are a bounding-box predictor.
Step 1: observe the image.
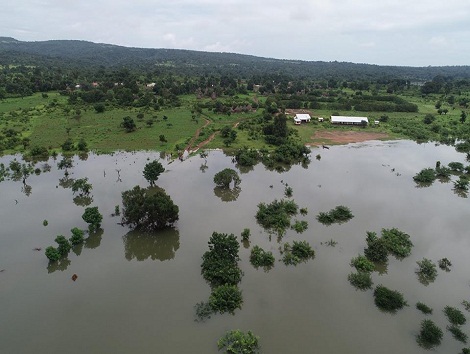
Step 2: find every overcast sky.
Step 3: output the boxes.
[2,0,470,67]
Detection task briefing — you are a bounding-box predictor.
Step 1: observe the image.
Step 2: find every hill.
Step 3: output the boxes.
[1,37,470,80]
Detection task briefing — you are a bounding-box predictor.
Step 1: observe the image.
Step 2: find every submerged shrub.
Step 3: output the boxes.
[417,319,443,349]
[382,228,413,258]
[447,325,468,343]
[45,246,60,262]
[250,246,275,269]
[291,220,308,233]
[413,168,436,184]
[217,330,260,354]
[444,306,467,326]
[209,284,243,314]
[256,199,298,234]
[438,257,452,271]
[364,232,388,263]
[416,258,437,285]
[416,302,433,315]
[316,205,354,225]
[373,285,407,313]
[350,255,375,272]
[282,241,315,266]
[348,272,373,290]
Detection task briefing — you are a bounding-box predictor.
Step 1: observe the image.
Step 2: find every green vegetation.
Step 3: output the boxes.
[348,272,373,290]
[447,325,468,343]
[350,255,375,272]
[250,246,275,269]
[284,186,293,197]
[82,206,103,232]
[463,300,470,312]
[42,219,48,226]
[70,227,85,245]
[444,306,467,326]
[209,284,243,315]
[381,228,413,258]
[255,199,298,235]
[201,232,241,287]
[438,257,452,271]
[213,168,241,188]
[373,285,407,313]
[217,330,260,354]
[282,241,315,266]
[45,246,61,262]
[316,205,354,225]
[241,228,250,241]
[413,168,436,184]
[291,220,308,233]
[416,258,438,285]
[364,231,389,263]
[121,186,179,230]
[143,160,165,186]
[416,302,433,315]
[417,319,443,349]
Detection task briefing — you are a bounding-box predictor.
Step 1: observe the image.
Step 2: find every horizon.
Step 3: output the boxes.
[1,1,469,67]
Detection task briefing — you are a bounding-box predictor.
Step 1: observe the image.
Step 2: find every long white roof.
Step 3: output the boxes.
[294,114,311,120]
[331,116,368,123]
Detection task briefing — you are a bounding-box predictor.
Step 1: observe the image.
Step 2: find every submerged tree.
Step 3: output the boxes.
[121,185,179,230]
[217,330,260,354]
[213,168,241,188]
[82,206,103,232]
[143,160,165,186]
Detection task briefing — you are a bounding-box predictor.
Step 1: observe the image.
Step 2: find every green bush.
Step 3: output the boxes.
[69,227,85,245]
[417,319,443,349]
[291,220,308,233]
[55,235,71,256]
[316,205,354,225]
[241,228,250,241]
[447,325,468,343]
[217,330,260,354]
[282,241,315,266]
[45,246,60,262]
[438,257,452,271]
[250,246,275,269]
[382,228,413,258]
[256,199,298,235]
[416,302,433,315]
[444,306,466,326]
[350,255,375,272]
[364,232,388,263]
[348,272,373,290]
[413,168,436,184]
[209,284,243,314]
[373,285,407,313]
[416,258,437,285]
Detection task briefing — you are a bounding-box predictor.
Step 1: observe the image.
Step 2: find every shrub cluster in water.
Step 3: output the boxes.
[364,228,413,263]
[45,227,85,261]
[282,241,315,266]
[316,205,354,225]
[417,319,443,349]
[199,232,243,317]
[250,246,275,269]
[373,285,408,313]
[217,330,260,354]
[256,199,298,235]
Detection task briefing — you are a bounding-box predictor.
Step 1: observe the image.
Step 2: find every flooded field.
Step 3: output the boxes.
[0,140,469,353]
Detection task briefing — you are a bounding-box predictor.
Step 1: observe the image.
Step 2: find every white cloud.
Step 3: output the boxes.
[1,0,470,66]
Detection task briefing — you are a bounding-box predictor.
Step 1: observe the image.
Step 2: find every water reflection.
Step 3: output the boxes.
[73,195,93,207]
[47,257,71,273]
[84,228,104,249]
[213,186,241,202]
[59,177,74,189]
[72,243,84,257]
[21,184,32,196]
[123,228,180,261]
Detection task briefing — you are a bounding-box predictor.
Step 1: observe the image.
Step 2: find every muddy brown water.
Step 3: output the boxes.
[0,141,469,353]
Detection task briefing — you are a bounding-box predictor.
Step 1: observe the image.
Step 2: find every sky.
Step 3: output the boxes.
[1,0,470,67]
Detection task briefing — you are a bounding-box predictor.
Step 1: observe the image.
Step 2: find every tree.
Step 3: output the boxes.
[94,103,105,113]
[121,116,136,132]
[364,231,388,263]
[143,160,165,186]
[461,111,467,124]
[55,235,72,256]
[159,134,167,144]
[72,178,93,196]
[121,185,179,230]
[417,320,443,349]
[70,227,85,245]
[45,246,60,262]
[217,330,260,354]
[423,114,435,125]
[213,168,241,188]
[82,206,103,232]
[373,285,407,313]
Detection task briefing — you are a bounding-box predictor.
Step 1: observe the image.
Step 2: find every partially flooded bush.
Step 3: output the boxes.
[416,302,433,315]
[382,228,413,258]
[250,246,275,269]
[316,205,354,225]
[209,284,243,315]
[373,285,407,313]
[256,199,298,235]
[417,319,443,349]
[217,330,260,354]
[282,241,315,266]
[348,272,373,290]
[413,168,436,184]
[444,306,466,326]
[416,258,437,285]
[364,232,388,263]
[350,255,375,272]
[447,325,468,343]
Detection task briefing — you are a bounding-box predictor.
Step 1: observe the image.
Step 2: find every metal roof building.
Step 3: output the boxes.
[331,116,368,125]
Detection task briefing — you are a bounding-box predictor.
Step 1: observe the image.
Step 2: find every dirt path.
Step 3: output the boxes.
[184,118,211,153]
[186,119,243,154]
[307,130,390,146]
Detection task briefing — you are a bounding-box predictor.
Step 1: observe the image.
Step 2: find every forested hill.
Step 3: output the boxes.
[1,37,470,80]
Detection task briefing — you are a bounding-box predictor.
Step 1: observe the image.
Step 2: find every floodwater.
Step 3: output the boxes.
[0,141,469,354]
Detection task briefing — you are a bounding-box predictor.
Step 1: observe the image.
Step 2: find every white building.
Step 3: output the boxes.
[294,114,311,125]
[331,116,368,125]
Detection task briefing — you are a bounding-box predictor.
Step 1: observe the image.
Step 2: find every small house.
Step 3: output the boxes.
[294,114,311,125]
[318,117,324,122]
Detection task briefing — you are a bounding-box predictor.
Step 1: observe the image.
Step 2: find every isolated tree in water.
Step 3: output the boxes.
[143,160,165,186]
[213,168,241,188]
[121,185,179,230]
